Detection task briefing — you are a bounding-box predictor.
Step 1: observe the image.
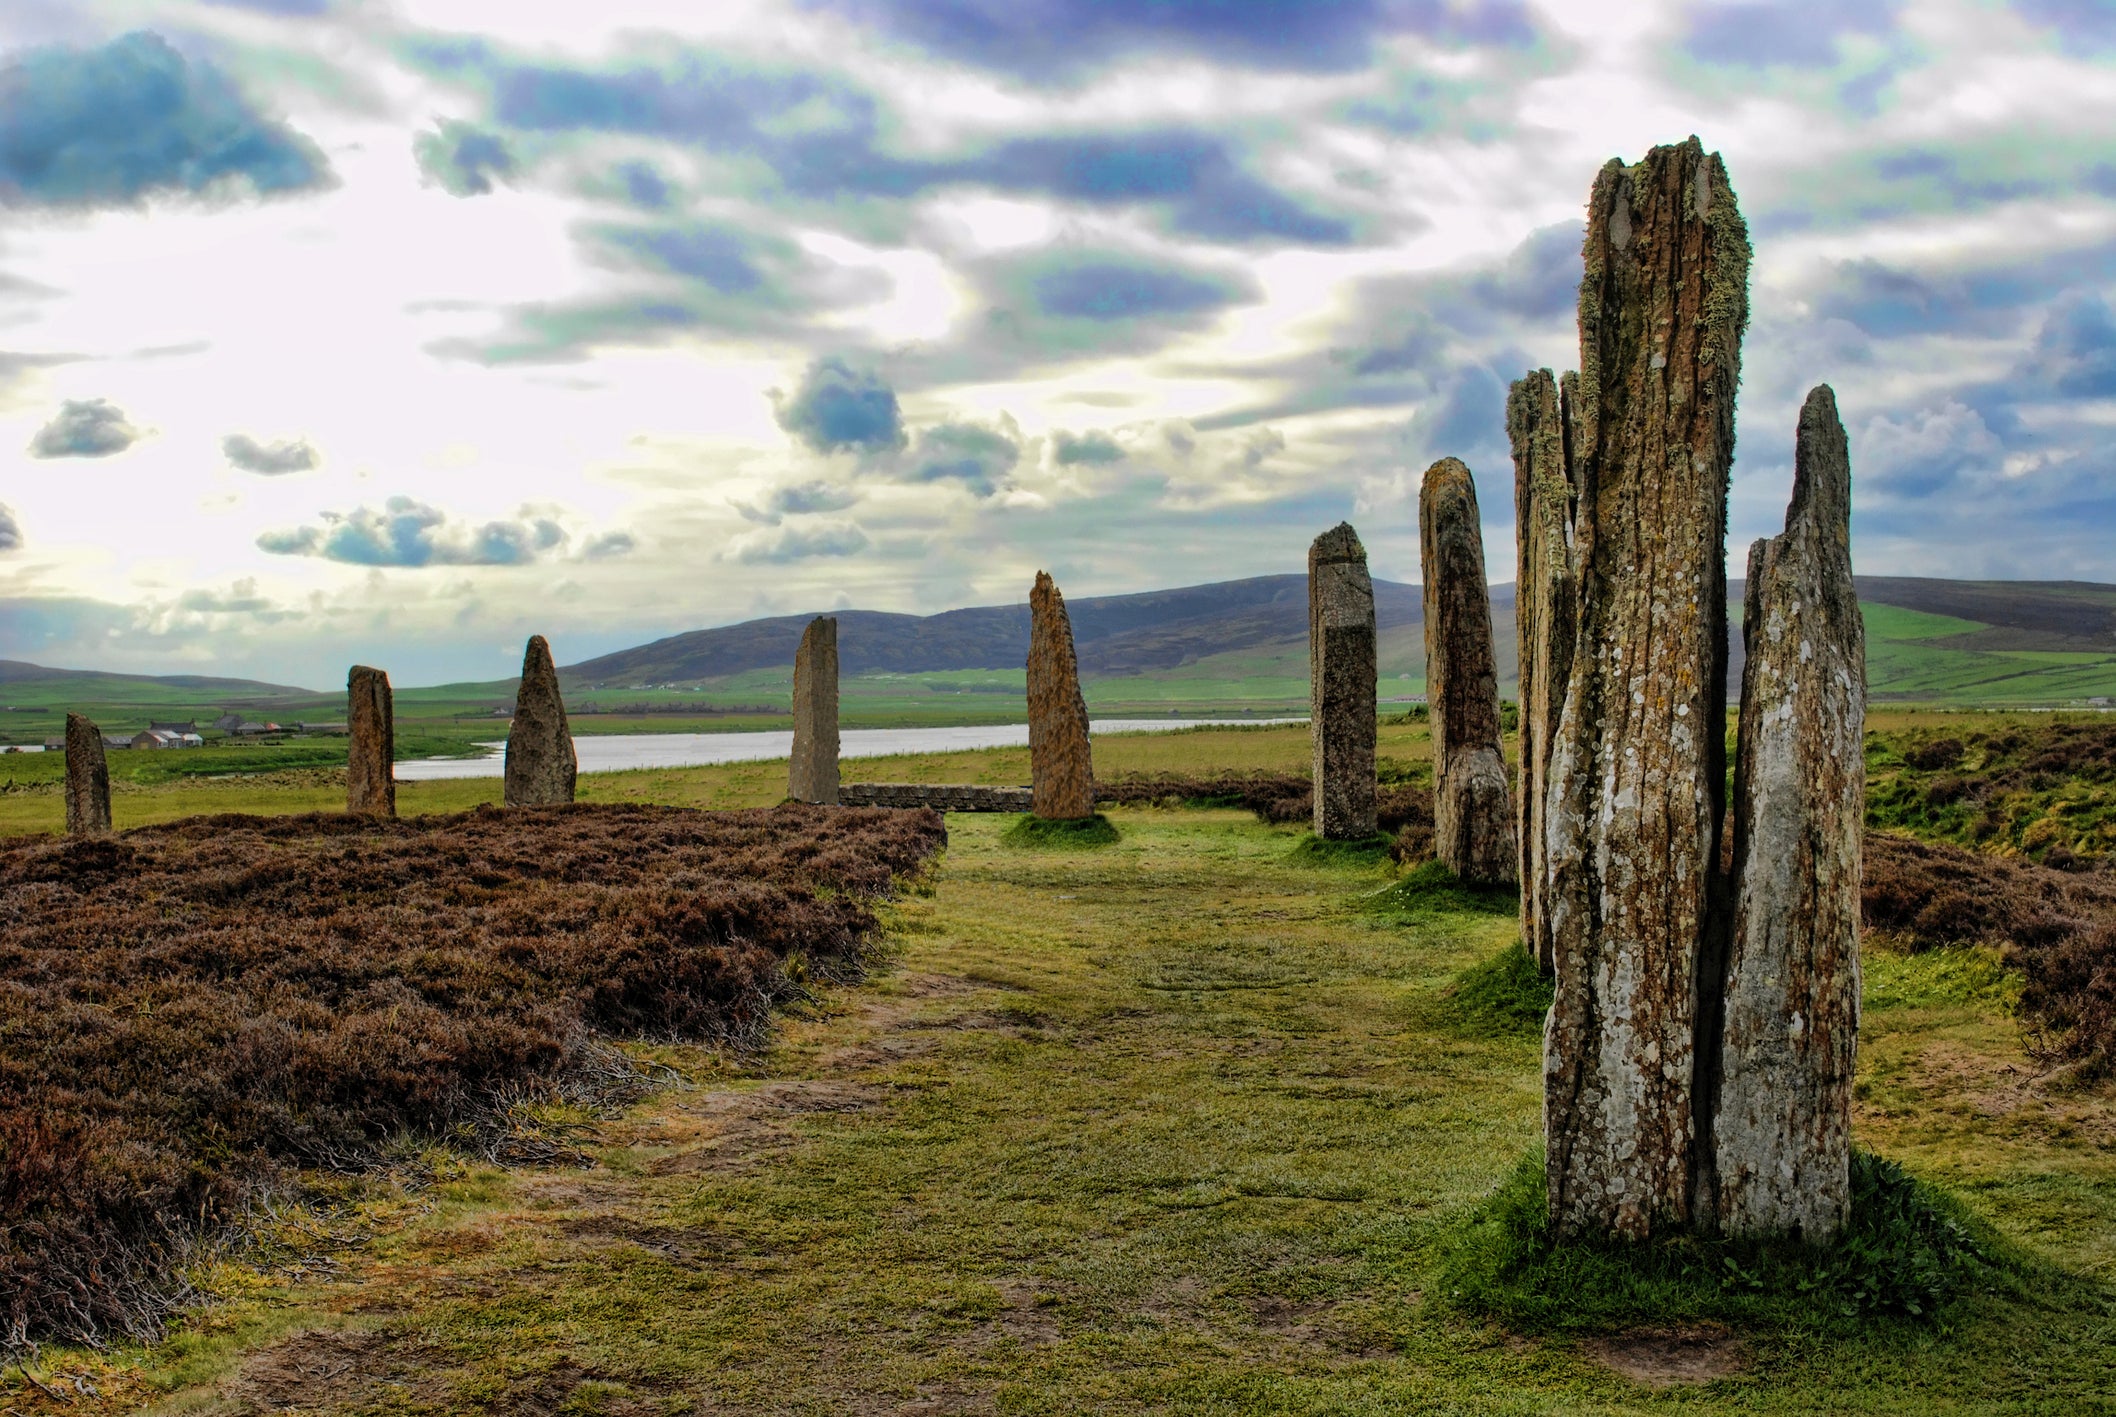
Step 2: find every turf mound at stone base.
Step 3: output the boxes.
[0,802,946,1352]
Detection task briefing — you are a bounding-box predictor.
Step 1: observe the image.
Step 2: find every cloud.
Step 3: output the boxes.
[440,46,1351,246]
[413,119,517,196]
[1682,0,1899,68]
[2011,0,2116,50]
[580,530,636,559]
[223,432,319,475]
[0,32,331,208]
[256,497,598,567]
[595,221,762,294]
[2027,292,2116,398]
[800,0,1535,78]
[1052,430,1124,466]
[1033,260,1244,321]
[29,398,139,458]
[200,0,333,13]
[0,504,20,553]
[907,420,1020,496]
[773,356,906,454]
[616,161,670,209]
[731,519,869,563]
[773,479,860,515]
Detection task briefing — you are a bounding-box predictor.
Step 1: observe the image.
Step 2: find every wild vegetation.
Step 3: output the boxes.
[1867,715,2116,867]
[0,803,943,1352]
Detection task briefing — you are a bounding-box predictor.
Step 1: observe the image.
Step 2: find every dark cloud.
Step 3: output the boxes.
[444,47,1350,245]
[1052,430,1124,466]
[580,530,636,559]
[414,119,516,196]
[800,0,1535,78]
[257,497,579,567]
[1872,148,2042,206]
[733,519,869,564]
[773,357,906,455]
[1682,0,1898,68]
[29,398,139,458]
[616,160,670,208]
[222,432,318,475]
[1033,260,1242,321]
[2011,0,2116,50]
[0,32,331,208]
[0,504,21,553]
[908,421,1019,496]
[1471,220,1583,320]
[1403,364,1509,472]
[596,222,762,293]
[771,479,860,515]
[959,132,1352,245]
[2028,292,2116,398]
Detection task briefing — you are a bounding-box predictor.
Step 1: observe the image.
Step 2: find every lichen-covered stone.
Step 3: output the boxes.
[1028,572,1094,819]
[346,665,396,817]
[1420,458,1515,884]
[789,616,841,805]
[505,635,577,808]
[1543,137,1751,1241]
[64,712,111,835]
[1509,369,1578,970]
[1710,386,1864,1241]
[1309,523,1377,839]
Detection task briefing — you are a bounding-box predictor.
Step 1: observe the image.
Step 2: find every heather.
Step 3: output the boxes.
[0,802,944,1351]
[1866,716,2116,867]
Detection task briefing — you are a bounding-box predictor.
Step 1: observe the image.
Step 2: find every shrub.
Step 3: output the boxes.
[0,802,945,1351]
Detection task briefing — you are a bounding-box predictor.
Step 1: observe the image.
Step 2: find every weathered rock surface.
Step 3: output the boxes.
[789,616,841,804]
[64,712,111,836]
[1543,137,1751,1241]
[1309,524,1378,840]
[1420,458,1516,884]
[347,666,396,817]
[1711,386,1864,1240]
[1509,368,1578,970]
[505,635,577,808]
[1028,572,1095,819]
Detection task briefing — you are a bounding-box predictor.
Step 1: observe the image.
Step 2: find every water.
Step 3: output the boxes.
[393,718,1307,781]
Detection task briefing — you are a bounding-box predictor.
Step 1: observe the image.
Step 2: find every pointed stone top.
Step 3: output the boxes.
[522,633,556,676]
[1309,522,1366,566]
[1791,384,1850,536]
[1033,569,1057,596]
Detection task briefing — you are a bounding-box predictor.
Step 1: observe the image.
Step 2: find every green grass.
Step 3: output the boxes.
[1001,813,1122,848]
[1437,1149,2016,1331]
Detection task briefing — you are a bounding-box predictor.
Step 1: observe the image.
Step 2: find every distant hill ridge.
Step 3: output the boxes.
[563,575,2116,686]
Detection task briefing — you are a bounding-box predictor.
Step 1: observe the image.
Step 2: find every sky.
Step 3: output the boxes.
[0,0,2111,688]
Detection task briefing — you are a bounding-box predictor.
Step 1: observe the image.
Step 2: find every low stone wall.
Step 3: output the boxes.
[840,783,1033,812]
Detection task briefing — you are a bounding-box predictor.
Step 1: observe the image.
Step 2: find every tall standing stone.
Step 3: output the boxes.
[1710,386,1865,1240]
[1419,458,1516,884]
[505,635,577,808]
[1309,523,1377,839]
[1510,369,1579,970]
[789,615,840,805]
[1543,137,1751,1240]
[64,712,111,836]
[1028,572,1095,819]
[346,665,396,817]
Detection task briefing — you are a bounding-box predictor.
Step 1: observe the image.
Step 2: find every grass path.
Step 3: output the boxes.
[16,807,2116,1414]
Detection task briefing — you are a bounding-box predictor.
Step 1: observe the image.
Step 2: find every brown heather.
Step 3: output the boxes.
[0,802,944,1350]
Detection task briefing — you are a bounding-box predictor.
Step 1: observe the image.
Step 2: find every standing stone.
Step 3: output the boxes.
[64,712,111,836]
[1028,572,1095,819]
[1510,369,1579,970]
[505,635,577,808]
[1543,137,1751,1240]
[789,616,841,805]
[1309,523,1377,839]
[1419,458,1516,884]
[346,665,396,817]
[1710,386,1865,1240]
